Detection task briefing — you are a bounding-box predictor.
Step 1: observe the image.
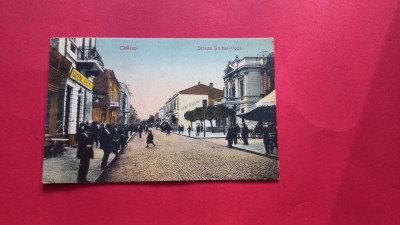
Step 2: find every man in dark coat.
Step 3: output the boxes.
[91,122,99,148]
[263,127,272,155]
[196,124,200,136]
[129,124,134,136]
[138,125,143,138]
[241,124,249,145]
[100,124,113,169]
[225,128,235,148]
[233,124,240,144]
[187,126,192,136]
[166,124,171,135]
[76,126,94,183]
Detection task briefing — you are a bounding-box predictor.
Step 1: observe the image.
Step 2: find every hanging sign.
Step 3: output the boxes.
[70,68,93,90]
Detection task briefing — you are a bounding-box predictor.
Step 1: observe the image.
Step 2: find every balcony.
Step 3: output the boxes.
[217,97,240,107]
[76,47,104,76]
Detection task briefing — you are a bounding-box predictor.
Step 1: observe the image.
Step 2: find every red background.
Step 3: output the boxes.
[1,0,400,224]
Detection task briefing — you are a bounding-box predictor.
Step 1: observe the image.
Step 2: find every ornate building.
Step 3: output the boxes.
[219,54,274,125]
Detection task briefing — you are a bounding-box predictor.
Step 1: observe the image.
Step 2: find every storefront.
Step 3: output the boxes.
[62,68,94,145]
[45,47,72,135]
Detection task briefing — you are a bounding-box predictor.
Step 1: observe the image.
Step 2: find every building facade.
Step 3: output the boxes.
[45,47,72,135]
[47,38,104,145]
[159,106,166,122]
[163,82,223,128]
[92,69,121,124]
[119,82,132,125]
[220,54,274,125]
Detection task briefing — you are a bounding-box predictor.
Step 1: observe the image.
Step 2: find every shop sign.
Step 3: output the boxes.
[94,94,106,99]
[110,101,119,107]
[70,68,93,90]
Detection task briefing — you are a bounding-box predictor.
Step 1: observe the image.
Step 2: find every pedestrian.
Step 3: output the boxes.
[187,125,192,136]
[178,125,181,134]
[146,130,156,148]
[233,123,240,144]
[76,126,94,183]
[263,126,272,155]
[112,129,120,157]
[129,124,134,136]
[138,125,143,138]
[100,124,113,169]
[119,129,126,153]
[225,128,234,148]
[98,123,105,149]
[91,122,99,148]
[166,124,171,135]
[241,124,249,145]
[196,124,200,136]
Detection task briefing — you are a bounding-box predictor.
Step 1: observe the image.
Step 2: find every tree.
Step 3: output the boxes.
[193,107,207,134]
[184,111,196,128]
[214,105,232,134]
[204,106,216,133]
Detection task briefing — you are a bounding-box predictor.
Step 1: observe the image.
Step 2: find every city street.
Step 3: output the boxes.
[100,129,279,182]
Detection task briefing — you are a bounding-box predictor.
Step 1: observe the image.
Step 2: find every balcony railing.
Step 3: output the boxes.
[77,47,104,68]
[218,97,240,104]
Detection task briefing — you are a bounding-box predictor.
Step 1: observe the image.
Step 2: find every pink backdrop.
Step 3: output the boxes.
[1,0,400,224]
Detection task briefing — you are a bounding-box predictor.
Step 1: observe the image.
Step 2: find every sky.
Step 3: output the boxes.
[96,38,274,120]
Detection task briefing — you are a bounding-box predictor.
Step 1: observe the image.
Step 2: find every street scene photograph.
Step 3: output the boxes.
[42,38,278,183]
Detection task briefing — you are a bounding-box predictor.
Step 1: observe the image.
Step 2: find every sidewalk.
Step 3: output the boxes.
[173,131,279,159]
[231,140,278,159]
[42,133,135,184]
[172,129,226,138]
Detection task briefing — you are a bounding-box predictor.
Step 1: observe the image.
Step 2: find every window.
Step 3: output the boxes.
[110,90,118,102]
[202,99,207,107]
[70,43,76,54]
[240,80,244,97]
[231,84,236,97]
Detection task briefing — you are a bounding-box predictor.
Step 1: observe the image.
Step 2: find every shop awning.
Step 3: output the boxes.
[237,90,276,122]
[237,105,276,122]
[256,89,276,107]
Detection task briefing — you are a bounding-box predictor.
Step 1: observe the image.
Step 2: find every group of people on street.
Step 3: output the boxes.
[195,124,203,136]
[76,119,277,182]
[225,122,277,155]
[177,125,185,134]
[76,121,131,183]
[225,124,244,148]
[159,122,172,135]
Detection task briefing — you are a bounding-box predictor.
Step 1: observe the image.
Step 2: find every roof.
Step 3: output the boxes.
[178,83,223,99]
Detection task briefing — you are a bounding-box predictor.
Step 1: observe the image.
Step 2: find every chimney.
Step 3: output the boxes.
[209,83,213,88]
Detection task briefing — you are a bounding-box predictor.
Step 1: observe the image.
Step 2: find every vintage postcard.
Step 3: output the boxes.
[43,38,278,183]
